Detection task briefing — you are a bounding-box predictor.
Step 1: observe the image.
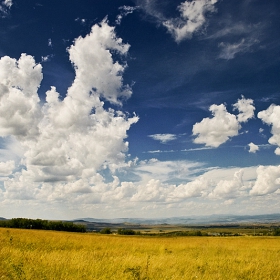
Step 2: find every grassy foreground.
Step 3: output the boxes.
[1,228,280,279]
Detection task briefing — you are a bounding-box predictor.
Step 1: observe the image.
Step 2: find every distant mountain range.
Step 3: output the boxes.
[76,214,280,225]
[1,214,280,225]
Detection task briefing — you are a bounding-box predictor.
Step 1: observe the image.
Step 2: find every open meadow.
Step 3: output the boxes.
[1,228,280,280]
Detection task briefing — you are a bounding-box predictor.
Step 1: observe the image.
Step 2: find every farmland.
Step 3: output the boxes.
[1,228,280,279]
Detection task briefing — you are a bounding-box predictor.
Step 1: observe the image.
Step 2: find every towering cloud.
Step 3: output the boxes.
[0,20,138,187]
[0,54,42,139]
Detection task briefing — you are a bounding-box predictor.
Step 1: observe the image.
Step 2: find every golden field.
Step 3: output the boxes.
[1,228,280,279]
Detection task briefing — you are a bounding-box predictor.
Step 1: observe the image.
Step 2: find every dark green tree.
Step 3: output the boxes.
[100,228,112,234]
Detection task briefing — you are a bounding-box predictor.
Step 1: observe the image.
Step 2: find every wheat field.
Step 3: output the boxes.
[1,228,280,279]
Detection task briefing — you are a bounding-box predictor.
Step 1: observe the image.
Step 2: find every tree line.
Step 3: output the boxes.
[99,228,206,236]
[100,228,140,235]
[0,218,86,232]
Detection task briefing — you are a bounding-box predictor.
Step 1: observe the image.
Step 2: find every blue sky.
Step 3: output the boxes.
[0,0,280,219]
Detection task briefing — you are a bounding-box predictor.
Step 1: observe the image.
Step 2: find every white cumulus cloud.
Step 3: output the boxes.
[0,160,15,177]
[0,54,43,139]
[258,104,280,155]
[209,170,244,199]
[192,104,239,147]
[172,177,211,200]
[233,95,255,123]
[192,96,255,147]
[68,19,132,105]
[250,165,280,196]
[248,142,259,153]
[0,19,138,188]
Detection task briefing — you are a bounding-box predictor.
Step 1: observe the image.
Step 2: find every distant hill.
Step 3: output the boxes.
[76,214,280,226]
[2,214,280,227]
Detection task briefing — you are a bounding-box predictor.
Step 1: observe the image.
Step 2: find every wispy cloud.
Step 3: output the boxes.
[41,54,54,63]
[48,38,52,47]
[145,146,213,154]
[148,133,177,144]
[0,0,12,17]
[116,6,138,25]
[3,0,12,8]
[181,147,213,152]
[218,38,259,59]
[75,18,86,25]
[145,150,175,154]
[204,15,264,60]
[138,0,219,43]
[163,0,219,42]
[206,21,262,40]
[132,158,206,184]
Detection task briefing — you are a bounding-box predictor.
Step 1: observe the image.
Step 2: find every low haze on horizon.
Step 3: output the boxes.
[0,0,280,220]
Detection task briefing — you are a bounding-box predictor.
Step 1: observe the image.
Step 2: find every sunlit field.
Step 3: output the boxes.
[1,228,280,279]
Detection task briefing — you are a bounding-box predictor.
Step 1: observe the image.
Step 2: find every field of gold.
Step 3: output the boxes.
[1,228,280,279]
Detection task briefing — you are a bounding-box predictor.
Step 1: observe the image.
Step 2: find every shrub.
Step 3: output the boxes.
[118,228,136,235]
[100,228,112,234]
